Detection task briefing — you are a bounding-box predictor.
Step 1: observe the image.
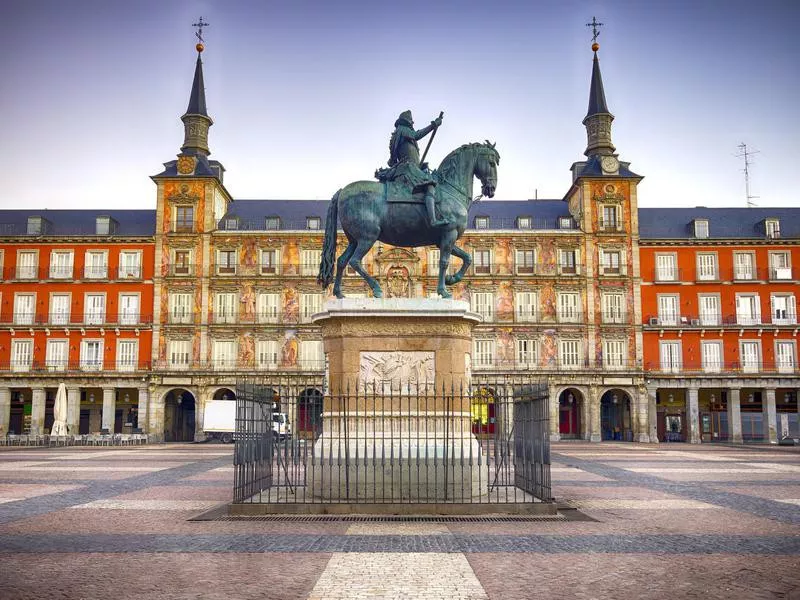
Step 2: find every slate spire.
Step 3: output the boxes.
[582,42,615,157]
[180,43,213,157]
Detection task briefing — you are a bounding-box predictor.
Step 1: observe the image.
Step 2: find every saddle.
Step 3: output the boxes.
[375,163,437,204]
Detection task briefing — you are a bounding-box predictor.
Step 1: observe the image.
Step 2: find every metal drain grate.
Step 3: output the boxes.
[214,514,568,523]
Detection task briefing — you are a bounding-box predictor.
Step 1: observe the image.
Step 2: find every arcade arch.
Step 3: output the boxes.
[162,388,196,442]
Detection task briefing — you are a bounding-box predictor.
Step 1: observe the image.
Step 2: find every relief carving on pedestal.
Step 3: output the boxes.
[360,351,434,393]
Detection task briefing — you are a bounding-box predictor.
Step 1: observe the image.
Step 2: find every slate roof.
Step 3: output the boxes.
[0,209,156,237]
[639,207,800,240]
[185,54,208,117]
[572,156,641,179]
[153,156,224,179]
[586,52,610,117]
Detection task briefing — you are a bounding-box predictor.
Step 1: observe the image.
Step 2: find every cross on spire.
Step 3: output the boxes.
[193,16,209,44]
[586,16,603,44]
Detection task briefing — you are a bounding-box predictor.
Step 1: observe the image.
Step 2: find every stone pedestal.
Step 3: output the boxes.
[311,298,482,501]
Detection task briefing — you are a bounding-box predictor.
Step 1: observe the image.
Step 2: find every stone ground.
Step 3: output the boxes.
[0,442,798,599]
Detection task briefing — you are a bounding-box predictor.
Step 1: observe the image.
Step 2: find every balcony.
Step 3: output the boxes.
[166,263,194,277]
[83,265,109,279]
[13,266,39,280]
[4,313,152,327]
[556,311,584,324]
[214,263,237,276]
[645,361,798,376]
[212,313,238,325]
[48,265,75,280]
[600,312,628,325]
[597,219,625,233]
[652,268,682,283]
[151,359,327,372]
[1,360,152,373]
[113,266,143,280]
[172,223,195,234]
[769,266,796,281]
[645,314,732,328]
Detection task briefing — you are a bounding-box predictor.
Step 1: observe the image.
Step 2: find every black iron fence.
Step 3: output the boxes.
[232,375,551,508]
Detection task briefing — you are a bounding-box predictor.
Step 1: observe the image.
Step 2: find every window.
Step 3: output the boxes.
[771,294,796,325]
[169,292,193,324]
[173,250,191,275]
[601,205,618,230]
[117,340,138,372]
[49,251,73,279]
[95,216,114,235]
[696,253,717,281]
[694,219,709,238]
[740,341,760,373]
[474,339,495,368]
[515,291,538,322]
[260,249,279,275]
[216,249,237,275]
[516,338,538,368]
[168,340,191,369]
[11,339,33,372]
[603,339,625,369]
[50,294,70,325]
[473,249,491,275]
[766,219,780,239]
[701,341,723,373]
[735,294,761,325]
[517,216,532,229]
[776,341,796,373]
[27,216,44,235]
[557,292,580,322]
[223,217,239,231]
[474,216,489,229]
[118,294,140,325]
[16,250,37,279]
[733,252,755,280]
[301,249,321,276]
[214,292,237,324]
[256,340,279,370]
[558,216,573,229]
[559,249,578,275]
[600,249,621,275]
[300,340,324,370]
[515,249,536,275]
[175,206,194,232]
[655,254,678,282]
[306,216,321,230]
[265,216,281,230]
[212,340,237,370]
[659,341,682,373]
[559,340,581,368]
[80,340,103,371]
[602,293,624,324]
[300,293,323,323]
[46,339,68,371]
[769,252,791,280]
[13,293,35,325]
[428,249,440,276]
[119,251,141,278]
[657,295,679,326]
[471,292,494,320]
[84,294,106,325]
[84,251,108,279]
[257,292,281,323]
[698,294,720,326]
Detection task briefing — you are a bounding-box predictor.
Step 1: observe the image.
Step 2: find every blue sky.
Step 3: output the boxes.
[1,0,798,209]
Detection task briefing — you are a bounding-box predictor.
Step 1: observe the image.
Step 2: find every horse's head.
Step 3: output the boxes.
[474,141,500,198]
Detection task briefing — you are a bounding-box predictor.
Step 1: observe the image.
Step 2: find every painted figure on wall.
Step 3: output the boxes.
[281,333,298,367]
[283,288,299,322]
[496,328,515,365]
[541,331,557,367]
[240,284,256,322]
[497,282,513,319]
[238,334,254,368]
[541,285,556,320]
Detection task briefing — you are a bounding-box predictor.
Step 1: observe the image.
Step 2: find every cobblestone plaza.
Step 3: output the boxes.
[0,442,798,599]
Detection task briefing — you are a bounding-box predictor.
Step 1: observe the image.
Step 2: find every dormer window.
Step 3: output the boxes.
[223,216,239,231]
[474,216,489,230]
[27,216,47,235]
[95,216,117,236]
[693,219,709,239]
[306,217,321,230]
[516,216,532,230]
[558,216,574,229]
[265,216,281,231]
[766,219,780,239]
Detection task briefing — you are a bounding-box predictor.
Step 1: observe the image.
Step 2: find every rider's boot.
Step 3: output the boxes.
[425,188,447,227]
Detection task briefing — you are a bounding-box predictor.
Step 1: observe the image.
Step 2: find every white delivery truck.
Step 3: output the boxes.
[203,399,291,443]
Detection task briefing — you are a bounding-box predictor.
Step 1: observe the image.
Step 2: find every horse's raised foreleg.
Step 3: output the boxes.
[445,244,471,286]
[349,239,383,298]
[333,239,357,298]
[437,230,459,298]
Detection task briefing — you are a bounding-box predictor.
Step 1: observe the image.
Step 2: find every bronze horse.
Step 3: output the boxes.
[318,142,499,298]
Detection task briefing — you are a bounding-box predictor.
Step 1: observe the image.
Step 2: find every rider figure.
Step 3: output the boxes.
[384,110,446,228]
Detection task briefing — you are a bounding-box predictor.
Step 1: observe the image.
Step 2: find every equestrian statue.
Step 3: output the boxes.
[318,110,499,299]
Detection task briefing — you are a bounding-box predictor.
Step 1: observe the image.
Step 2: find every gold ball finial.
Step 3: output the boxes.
[592,42,599,52]
[196,43,204,53]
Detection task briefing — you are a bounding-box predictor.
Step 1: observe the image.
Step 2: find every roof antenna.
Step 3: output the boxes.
[735,143,759,208]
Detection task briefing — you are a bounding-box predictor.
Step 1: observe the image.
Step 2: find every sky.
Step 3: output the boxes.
[1,0,798,210]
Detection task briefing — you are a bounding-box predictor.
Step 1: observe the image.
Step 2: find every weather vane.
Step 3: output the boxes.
[192,16,209,49]
[586,16,603,45]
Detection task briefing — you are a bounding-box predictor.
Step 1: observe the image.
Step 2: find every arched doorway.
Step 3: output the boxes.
[163,389,196,442]
[600,389,632,441]
[297,388,323,438]
[558,388,583,439]
[213,388,236,401]
[471,387,496,436]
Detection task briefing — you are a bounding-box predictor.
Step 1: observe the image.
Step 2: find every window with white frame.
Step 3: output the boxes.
[48,294,70,325]
[776,341,796,373]
[172,249,191,275]
[557,292,580,322]
[657,295,679,326]
[256,340,279,370]
[118,294,140,325]
[84,294,106,325]
[306,216,321,230]
[117,340,138,371]
[655,254,678,282]
[95,216,113,235]
[473,339,495,368]
[84,251,107,279]
[515,249,535,275]
[11,339,33,372]
[740,340,760,373]
[265,216,280,230]
[733,252,755,280]
[517,216,532,229]
[471,291,494,320]
[214,292,237,324]
[301,249,321,276]
[701,341,723,373]
[80,340,103,371]
[300,340,324,369]
[216,249,237,275]
[735,293,761,325]
[766,219,780,239]
[515,291,538,322]
[473,249,491,275]
[558,216,573,229]
[559,249,578,274]
[174,206,194,232]
[427,249,455,277]
[516,338,538,368]
[49,250,73,279]
[769,251,791,280]
[168,340,191,369]
[602,293,625,324]
[260,248,280,275]
[602,339,625,369]
[601,205,619,230]
[474,216,489,229]
[212,339,237,370]
[600,249,622,275]
[771,294,796,325]
[659,340,682,373]
[696,253,717,281]
[694,219,709,238]
[119,251,142,278]
[169,292,193,324]
[27,216,44,235]
[13,293,35,325]
[300,293,323,323]
[698,294,720,326]
[16,250,37,279]
[46,339,68,371]
[559,339,581,368]
[257,292,281,323]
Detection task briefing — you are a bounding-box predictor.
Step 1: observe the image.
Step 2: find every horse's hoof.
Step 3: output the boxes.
[438,290,452,299]
[445,275,457,286]
[373,291,383,299]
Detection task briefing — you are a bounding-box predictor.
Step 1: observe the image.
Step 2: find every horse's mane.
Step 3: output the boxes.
[435,142,500,183]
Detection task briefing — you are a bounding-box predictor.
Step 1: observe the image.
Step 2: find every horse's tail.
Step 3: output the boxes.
[317,189,340,288]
